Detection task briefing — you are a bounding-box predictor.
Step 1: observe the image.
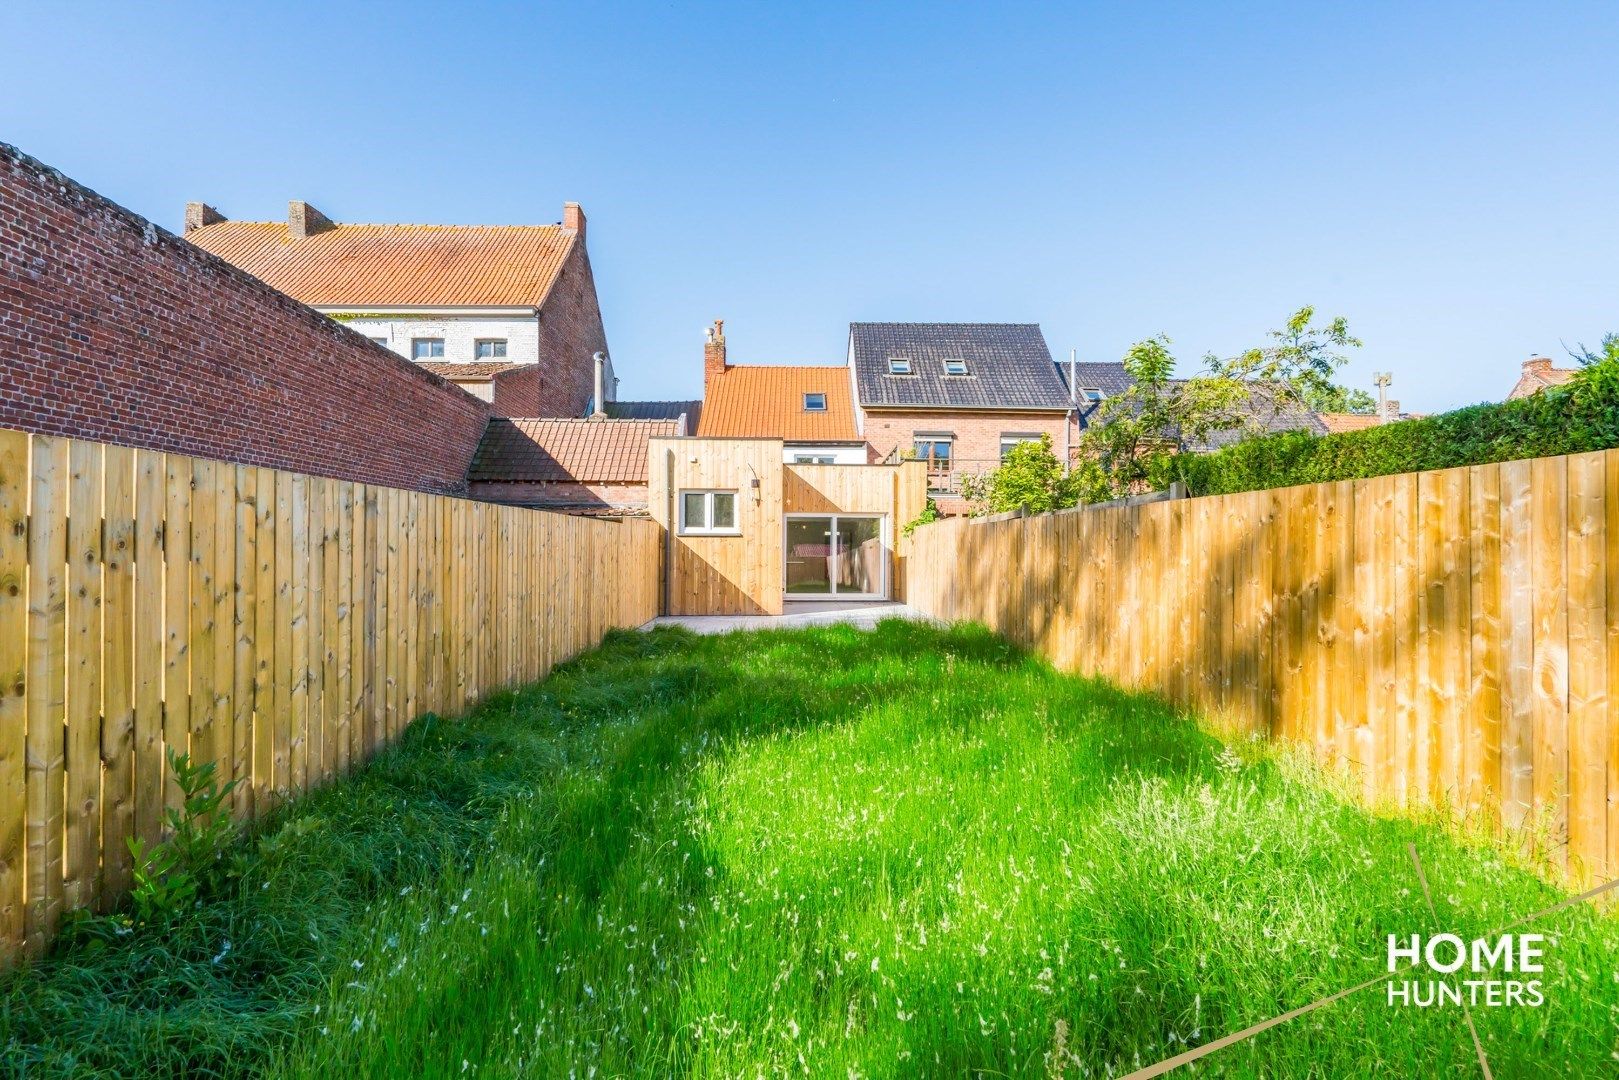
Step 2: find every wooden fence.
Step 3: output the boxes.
[0,427,662,961]
[904,449,1618,882]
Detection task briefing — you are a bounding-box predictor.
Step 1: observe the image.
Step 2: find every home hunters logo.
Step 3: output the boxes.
[1385,932,1546,1008]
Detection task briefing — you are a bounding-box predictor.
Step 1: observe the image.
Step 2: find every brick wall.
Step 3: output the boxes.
[489,365,546,417]
[0,143,492,494]
[860,408,1077,514]
[534,242,609,417]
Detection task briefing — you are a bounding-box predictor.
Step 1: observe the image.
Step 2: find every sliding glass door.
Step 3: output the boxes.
[783,514,887,599]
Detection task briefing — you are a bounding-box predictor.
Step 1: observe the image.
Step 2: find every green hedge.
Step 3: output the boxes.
[1170,359,1619,496]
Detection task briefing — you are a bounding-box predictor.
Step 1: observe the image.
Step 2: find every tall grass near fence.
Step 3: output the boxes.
[0,426,661,961]
[905,447,1619,886]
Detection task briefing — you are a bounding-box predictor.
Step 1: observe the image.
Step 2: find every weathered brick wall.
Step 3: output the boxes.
[533,243,609,417]
[489,364,547,418]
[0,143,492,494]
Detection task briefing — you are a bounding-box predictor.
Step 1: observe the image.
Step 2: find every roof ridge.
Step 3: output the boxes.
[198,220,567,231]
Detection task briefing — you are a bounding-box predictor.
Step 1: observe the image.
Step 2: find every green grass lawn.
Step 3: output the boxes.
[3,621,1616,1077]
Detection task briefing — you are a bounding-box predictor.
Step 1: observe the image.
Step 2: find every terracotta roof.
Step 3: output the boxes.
[1507,358,1579,400]
[468,418,679,484]
[185,220,575,308]
[697,365,860,440]
[1317,412,1383,434]
[417,361,525,380]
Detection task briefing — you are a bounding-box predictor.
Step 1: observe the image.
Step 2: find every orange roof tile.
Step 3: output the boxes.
[697,365,860,440]
[186,220,574,308]
[469,418,680,484]
[1317,412,1383,434]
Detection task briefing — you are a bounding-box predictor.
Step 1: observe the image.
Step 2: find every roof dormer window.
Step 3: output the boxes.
[888,357,912,375]
[942,358,969,376]
[803,392,827,411]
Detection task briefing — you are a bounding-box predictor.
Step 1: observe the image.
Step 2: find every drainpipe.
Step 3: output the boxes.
[1064,347,1077,472]
[591,352,607,417]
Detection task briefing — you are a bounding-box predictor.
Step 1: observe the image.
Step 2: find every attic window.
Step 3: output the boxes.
[942,358,970,376]
[1083,388,1104,403]
[803,392,827,411]
[888,357,912,375]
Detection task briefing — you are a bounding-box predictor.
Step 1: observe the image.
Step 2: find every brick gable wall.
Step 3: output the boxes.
[0,143,492,494]
[488,364,547,417]
[534,243,609,417]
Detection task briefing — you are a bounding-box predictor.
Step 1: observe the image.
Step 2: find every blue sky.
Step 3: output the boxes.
[4,1,1615,411]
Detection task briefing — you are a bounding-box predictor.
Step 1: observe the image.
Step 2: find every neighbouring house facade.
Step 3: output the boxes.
[848,323,1081,512]
[696,320,868,464]
[185,200,614,417]
[1506,356,1579,400]
[648,436,928,615]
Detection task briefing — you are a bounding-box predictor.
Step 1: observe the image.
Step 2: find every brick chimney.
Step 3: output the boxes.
[1522,356,1553,375]
[184,202,225,233]
[562,201,586,240]
[287,200,335,239]
[704,319,728,388]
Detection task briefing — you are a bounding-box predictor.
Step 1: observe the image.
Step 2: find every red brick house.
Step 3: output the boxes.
[186,201,612,418]
[1506,356,1579,400]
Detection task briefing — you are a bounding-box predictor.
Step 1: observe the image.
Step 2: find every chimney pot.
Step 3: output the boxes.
[703,318,728,389]
[288,200,335,239]
[184,202,225,233]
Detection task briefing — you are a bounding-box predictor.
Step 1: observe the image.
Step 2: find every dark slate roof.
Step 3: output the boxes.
[1054,361,1132,398]
[1169,381,1328,452]
[849,323,1073,410]
[605,399,701,429]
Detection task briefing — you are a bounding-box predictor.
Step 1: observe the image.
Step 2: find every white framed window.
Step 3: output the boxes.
[368,336,388,347]
[887,357,912,375]
[1000,433,1043,460]
[793,454,835,464]
[803,392,827,411]
[942,358,970,376]
[475,339,508,359]
[411,337,445,360]
[679,489,739,535]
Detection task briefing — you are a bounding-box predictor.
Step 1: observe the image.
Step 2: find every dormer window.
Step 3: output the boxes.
[888,357,912,375]
[803,392,827,411]
[942,358,969,376]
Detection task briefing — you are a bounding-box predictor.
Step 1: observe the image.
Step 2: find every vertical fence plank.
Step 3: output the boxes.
[305,477,326,787]
[252,467,277,810]
[187,458,218,794]
[232,466,256,820]
[210,462,236,801]
[101,446,136,902]
[162,455,191,814]
[25,436,68,953]
[1606,449,1619,880]
[1566,451,1608,882]
[1467,463,1503,821]
[0,430,28,956]
[321,478,341,782]
[1530,455,1570,867]
[63,439,103,915]
[131,453,164,850]
[288,472,309,793]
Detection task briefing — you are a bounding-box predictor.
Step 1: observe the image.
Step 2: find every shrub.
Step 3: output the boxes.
[1169,358,1619,496]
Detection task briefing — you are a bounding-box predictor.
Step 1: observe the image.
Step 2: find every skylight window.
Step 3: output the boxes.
[888,357,912,375]
[803,392,827,411]
[942,358,970,376]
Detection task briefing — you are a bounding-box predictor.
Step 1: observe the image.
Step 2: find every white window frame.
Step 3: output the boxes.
[887,357,913,375]
[803,392,827,412]
[942,358,970,376]
[411,337,445,360]
[782,512,890,600]
[475,338,508,359]
[1000,432,1044,460]
[678,489,740,536]
[793,454,835,464]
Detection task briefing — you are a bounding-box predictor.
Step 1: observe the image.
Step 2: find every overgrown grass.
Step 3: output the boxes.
[3,621,1616,1077]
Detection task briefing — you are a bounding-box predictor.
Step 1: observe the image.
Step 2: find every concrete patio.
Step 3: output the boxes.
[641,600,931,634]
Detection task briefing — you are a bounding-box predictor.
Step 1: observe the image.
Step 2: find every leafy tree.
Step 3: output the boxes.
[1565,332,1619,368]
[1213,305,1365,420]
[958,434,1075,514]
